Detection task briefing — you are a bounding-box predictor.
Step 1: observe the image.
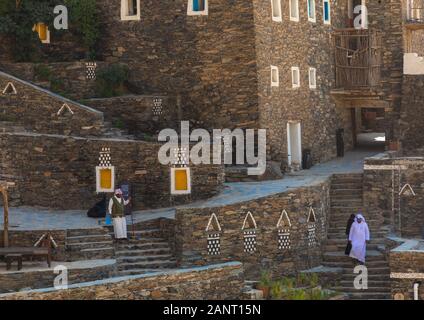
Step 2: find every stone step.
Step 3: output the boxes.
[327,232,386,239]
[115,247,171,257]
[67,228,108,237]
[331,182,363,189]
[339,280,391,287]
[347,292,391,300]
[66,240,113,251]
[109,229,162,239]
[117,254,174,263]
[117,268,177,276]
[325,238,386,244]
[324,243,381,251]
[334,287,391,294]
[66,234,112,244]
[330,199,363,207]
[330,189,362,196]
[67,247,115,261]
[340,266,390,274]
[323,260,388,268]
[118,259,177,271]
[323,251,385,261]
[115,238,170,249]
[341,274,391,281]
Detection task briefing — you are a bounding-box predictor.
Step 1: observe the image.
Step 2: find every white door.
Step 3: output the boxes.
[287,122,302,171]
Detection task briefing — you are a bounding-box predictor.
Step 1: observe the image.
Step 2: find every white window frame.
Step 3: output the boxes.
[309,67,317,89]
[32,23,50,44]
[96,166,115,193]
[121,0,141,21]
[290,0,300,22]
[291,67,300,88]
[271,0,283,22]
[271,65,279,87]
[170,167,192,195]
[307,0,316,22]
[323,0,331,25]
[187,0,209,16]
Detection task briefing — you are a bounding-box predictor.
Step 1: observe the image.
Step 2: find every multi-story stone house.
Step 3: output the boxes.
[1,0,424,171]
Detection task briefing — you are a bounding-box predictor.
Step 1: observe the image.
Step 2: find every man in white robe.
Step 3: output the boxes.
[349,213,370,264]
[108,189,130,240]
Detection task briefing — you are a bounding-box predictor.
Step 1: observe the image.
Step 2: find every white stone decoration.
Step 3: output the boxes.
[399,183,416,197]
[86,62,97,80]
[57,103,74,116]
[172,147,188,167]
[206,213,221,256]
[2,82,17,95]
[98,147,112,167]
[242,211,257,254]
[152,97,163,116]
[307,207,317,247]
[277,210,291,250]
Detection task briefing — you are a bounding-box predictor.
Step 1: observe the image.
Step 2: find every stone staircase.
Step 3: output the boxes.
[323,173,391,300]
[65,228,115,261]
[111,220,177,276]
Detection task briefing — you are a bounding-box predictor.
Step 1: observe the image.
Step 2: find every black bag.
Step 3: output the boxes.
[345,242,352,255]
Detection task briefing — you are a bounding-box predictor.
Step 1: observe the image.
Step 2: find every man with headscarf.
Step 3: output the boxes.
[348,212,370,265]
[108,188,131,240]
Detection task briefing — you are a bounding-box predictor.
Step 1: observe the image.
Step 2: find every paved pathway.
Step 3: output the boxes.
[0,150,379,231]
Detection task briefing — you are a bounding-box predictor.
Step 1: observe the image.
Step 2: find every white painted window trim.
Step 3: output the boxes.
[291,67,300,88]
[121,0,141,21]
[307,0,316,23]
[95,166,115,193]
[32,23,50,44]
[323,0,331,25]
[170,167,192,195]
[187,0,209,16]
[271,0,283,22]
[271,65,279,87]
[309,67,317,89]
[289,0,300,22]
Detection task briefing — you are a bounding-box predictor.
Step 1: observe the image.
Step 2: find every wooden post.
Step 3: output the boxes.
[1,186,9,247]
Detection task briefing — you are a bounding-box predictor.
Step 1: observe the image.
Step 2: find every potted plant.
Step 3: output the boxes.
[256,271,272,299]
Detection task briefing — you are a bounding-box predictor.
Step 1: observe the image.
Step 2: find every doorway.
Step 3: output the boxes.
[287,122,302,171]
[351,107,386,151]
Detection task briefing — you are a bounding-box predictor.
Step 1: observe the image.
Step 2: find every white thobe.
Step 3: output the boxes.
[349,221,370,263]
[108,196,129,239]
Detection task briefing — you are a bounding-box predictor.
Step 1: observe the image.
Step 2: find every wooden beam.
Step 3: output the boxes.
[0,185,9,248]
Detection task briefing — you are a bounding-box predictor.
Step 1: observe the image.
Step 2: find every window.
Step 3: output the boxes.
[96,166,115,193]
[323,0,331,24]
[290,0,300,22]
[188,0,208,16]
[307,0,316,22]
[171,167,192,195]
[121,0,140,21]
[271,66,279,87]
[33,23,50,44]
[309,68,317,89]
[271,0,282,22]
[291,67,300,88]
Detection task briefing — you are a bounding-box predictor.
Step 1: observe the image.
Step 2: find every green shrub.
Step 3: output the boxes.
[34,64,51,81]
[270,281,283,300]
[95,64,129,98]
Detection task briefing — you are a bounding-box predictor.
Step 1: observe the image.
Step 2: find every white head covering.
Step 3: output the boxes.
[114,188,123,195]
[356,213,366,222]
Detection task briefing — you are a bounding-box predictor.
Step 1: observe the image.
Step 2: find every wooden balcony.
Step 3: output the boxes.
[406,0,424,26]
[333,29,382,90]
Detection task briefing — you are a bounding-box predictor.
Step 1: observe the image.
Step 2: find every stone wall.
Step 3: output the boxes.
[97,0,259,132]
[0,71,104,136]
[85,95,179,137]
[400,76,424,152]
[364,154,424,237]
[174,182,331,279]
[389,240,424,300]
[0,62,108,100]
[0,259,115,294]
[253,0,347,169]
[0,132,224,210]
[0,262,244,300]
